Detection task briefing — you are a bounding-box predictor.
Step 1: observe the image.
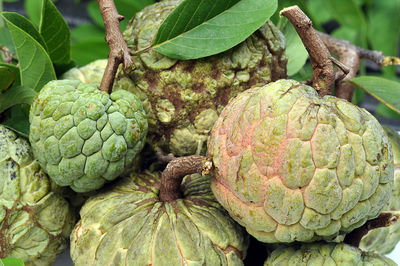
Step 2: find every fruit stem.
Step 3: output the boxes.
[317,31,400,101]
[159,155,212,202]
[97,0,133,94]
[280,6,335,97]
[344,211,400,248]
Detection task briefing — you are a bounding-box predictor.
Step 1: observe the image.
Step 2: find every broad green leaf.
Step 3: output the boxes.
[71,24,105,42]
[367,0,400,77]
[2,105,30,137]
[116,0,154,18]
[1,12,47,49]
[0,66,15,92]
[71,40,109,66]
[0,257,25,266]
[0,85,36,113]
[283,22,308,76]
[376,102,400,119]
[0,63,20,86]
[24,0,42,27]
[153,0,278,60]
[0,25,15,54]
[349,76,400,114]
[87,0,104,28]
[39,0,70,64]
[305,0,332,29]
[3,13,56,91]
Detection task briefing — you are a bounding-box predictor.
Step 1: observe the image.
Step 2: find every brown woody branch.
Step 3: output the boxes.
[159,155,213,202]
[280,6,335,97]
[97,0,132,93]
[317,32,400,101]
[344,211,400,248]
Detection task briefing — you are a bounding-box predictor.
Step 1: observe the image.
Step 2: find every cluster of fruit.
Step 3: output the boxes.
[1,1,399,265]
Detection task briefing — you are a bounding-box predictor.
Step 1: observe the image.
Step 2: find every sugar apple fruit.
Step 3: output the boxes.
[359,126,400,254]
[29,79,148,192]
[118,0,287,156]
[0,125,75,266]
[264,242,396,265]
[61,59,108,84]
[208,79,393,243]
[70,172,249,265]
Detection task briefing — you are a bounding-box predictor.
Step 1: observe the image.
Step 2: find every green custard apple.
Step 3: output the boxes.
[70,172,249,265]
[0,125,75,266]
[208,79,393,243]
[118,0,287,156]
[61,59,108,85]
[264,242,396,265]
[359,126,400,254]
[29,79,148,192]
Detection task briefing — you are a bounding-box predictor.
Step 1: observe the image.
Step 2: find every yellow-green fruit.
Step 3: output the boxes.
[208,79,393,243]
[0,125,75,266]
[61,59,108,84]
[70,172,249,265]
[118,0,287,156]
[264,242,396,265]
[359,126,400,254]
[29,79,148,192]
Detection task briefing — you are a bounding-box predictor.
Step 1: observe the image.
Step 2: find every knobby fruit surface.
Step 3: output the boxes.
[0,125,75,266]
[360,126,400,254]
[70,172,249,266]
[118,0,287,156]
[264,242,396,265]
[29,80,148,192]
[209,79,393,243]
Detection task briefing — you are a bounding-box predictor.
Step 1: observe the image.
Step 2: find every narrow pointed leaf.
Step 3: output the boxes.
[0,63,20,87]
[1,12,47,49]
[39,0,71,64]
[0,85,37,113]
[0,66,16,92]
[153,0,277,60]
[349,76,400,114]
[2,13,56,91]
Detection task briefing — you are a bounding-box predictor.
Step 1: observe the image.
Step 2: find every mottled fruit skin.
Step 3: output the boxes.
[208,79,393,243]
[70,172,249,266]
[62,59,108,84]
[360,126,400,254]
[264,242,396,265]
[29,80,148,192]
[0,125,75,266]
[118,0,287,156]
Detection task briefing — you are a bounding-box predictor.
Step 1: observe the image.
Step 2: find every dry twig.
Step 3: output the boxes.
[97,0,132,93]
[280,6,335,97]
[159,155,212,202]
[344,211,400,248]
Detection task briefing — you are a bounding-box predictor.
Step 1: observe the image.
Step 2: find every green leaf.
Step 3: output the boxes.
[71,40,108,66]
[375,102,400,119]
[1,12,47,49]
[305,0,332,28]
[283,22,308,76]
[3,13,56,91]
[2,105,30,137]
[153,0,278,60]
[0,63,20,86]
[71,23,105,42]
[367,0,400,77]
[0,257,25,266]
[349,76,400,114]
[24,0,42,27]
[87,0,104,28]
[0,24,15,54]
[39,0,71,64]
[115,0,153,18]
[0,66,16,92]
[0,85,37,113]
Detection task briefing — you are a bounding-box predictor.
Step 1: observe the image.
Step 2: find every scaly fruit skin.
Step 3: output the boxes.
[29,80,148,192]
[359,126,400,254]
[208,79,393,243]
[61,59,107,84]
[118,0,287,156]
[0,125,75,266]
[264,242,396,266]
[70,172,249,266]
